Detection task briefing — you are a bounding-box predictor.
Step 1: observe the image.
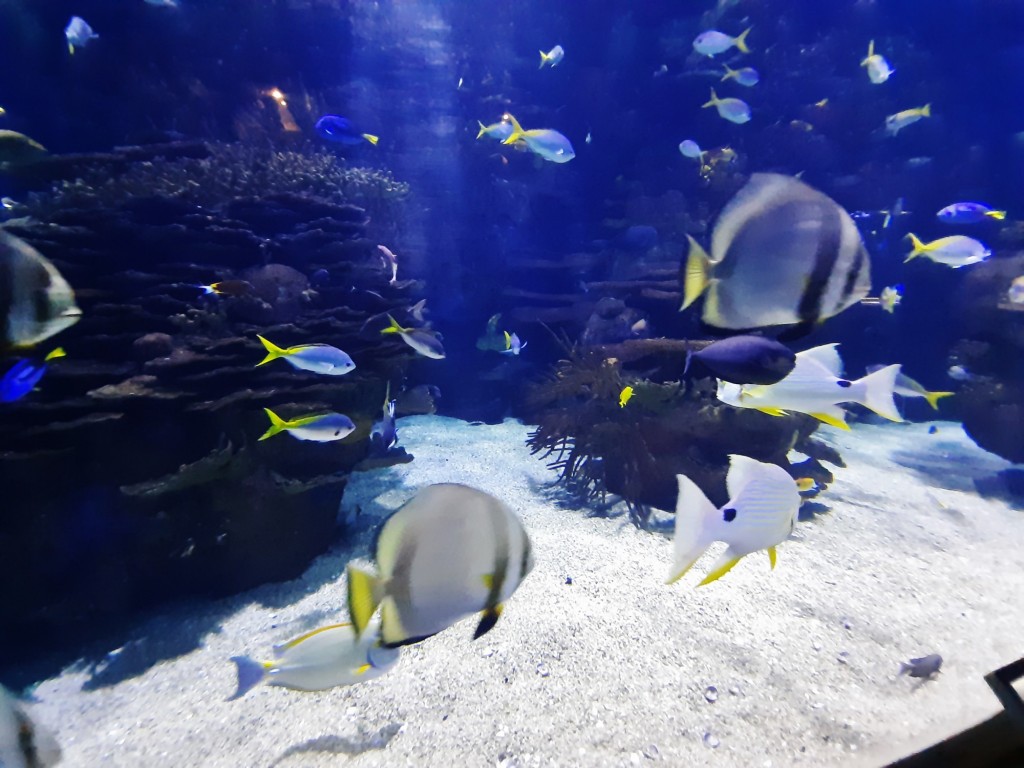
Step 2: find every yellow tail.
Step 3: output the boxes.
[538,50,547,68]
[362,134,379,145]
[502,113,526,145]
[347,564,383,637]
[904,233,929,262]
[734,27,752,54]
[256,335,290,366]
[920,103,931,118]
[259,408,290,441]
[476,121,487,139]
[721,65,737,82]
[702,88,720,109]
[986,210,1007,220]
[861,39,875,66]
[44,347,66,362]
[924,390,954,410]
[380,314,406,336]
[681,236,711,310]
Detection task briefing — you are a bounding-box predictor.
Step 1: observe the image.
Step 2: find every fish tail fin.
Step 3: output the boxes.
[702,88,719,109]
[502,113,526,145]
[476,121,487,139]
[855,364,903,422]
[697,549,744,586]
[920,103,931,117]
[904,233,928,262]
[721,65,736,82]
[259,408,290,441]
[666,474,716,584]
[734,27,752,54]
[474,603,503,639]
[68,42,75,55]
[986,210,1007,220]
[227,656,269,700]
[256,335,289,366]
[347,564,384,637]
[539,50,547,68]
[923,390,954,410]
[44,347,66,362]
[380,314,405,335]
[861,39,874,65]
[362,134,380,145]
[898,661,910,676]
[683,349,693,376]
[680,235,711,310]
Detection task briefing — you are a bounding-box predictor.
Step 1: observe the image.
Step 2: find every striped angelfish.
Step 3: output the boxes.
[681,173,871,330]
[347,483,534,648]
[1,230,81,350]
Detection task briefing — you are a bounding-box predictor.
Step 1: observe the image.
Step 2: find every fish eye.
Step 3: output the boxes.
[837,380,852,388]
[723,508,737,522]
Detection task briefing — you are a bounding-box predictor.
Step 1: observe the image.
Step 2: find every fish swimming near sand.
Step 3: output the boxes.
[255,335,356,375]
[681,174,871,330]
[0,684,61,768]
[228,620,400,699]
[347,483,534,647]
[1,231,81,350]
[899,653,942,679]
[684,336,795,385]
[667,455,801,586]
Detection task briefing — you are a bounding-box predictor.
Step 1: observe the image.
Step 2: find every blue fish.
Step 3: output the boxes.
[936,202,1006,225]
[315,115,379,146]
[0,348,65,403]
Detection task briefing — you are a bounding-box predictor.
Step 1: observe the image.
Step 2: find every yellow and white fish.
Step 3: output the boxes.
[860,40,894,84]
[227,620,399,699]
[667,455,800,586]
[502,113,575,163]
[256,335,356,374]
[347,483,534,647]
[539,45,564,68]
[702,88,751,124]
[717,344,902,429]
[885,104,930,135]
[905,233,990,268]
[380,315,446,359]
[259,408,356,442]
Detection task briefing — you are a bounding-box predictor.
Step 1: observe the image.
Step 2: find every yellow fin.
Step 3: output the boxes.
[721,64,737,82]
[362,134,379,145]
[923,390,954,410]
[904,233,929,262]
[380,314,406,335]
[276,623,352,652]
[44,347,66,362]
[768,546,777,569]
[861,40,874,66]
[473,604,503,639]
[986,210,1006,220]
[681,235,711,310]
[502,113,526,144]
[698,556,742,586]
[733,27,752,54]
[347,565,383,637]
[259,408,289,441]
[702,88,720,109]
[354,663,372,676]
[481,573,495,589]
[538,50,547,68]
[755,407,788,417]
[920,103,931,118]
[810,411,850,430]
[256,335,292,366]
[476,121,487,140]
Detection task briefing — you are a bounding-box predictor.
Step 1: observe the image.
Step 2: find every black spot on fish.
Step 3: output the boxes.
[723,508,737,522]
[837,379,852,388]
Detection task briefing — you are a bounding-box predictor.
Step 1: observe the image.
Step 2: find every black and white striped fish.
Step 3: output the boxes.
[681,173,871,330]
[0,685,61,768]
[1,231,81,351]
[347,483,534,648]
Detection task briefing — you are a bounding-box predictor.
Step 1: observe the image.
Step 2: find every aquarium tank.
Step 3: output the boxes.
[1,0,1023,766]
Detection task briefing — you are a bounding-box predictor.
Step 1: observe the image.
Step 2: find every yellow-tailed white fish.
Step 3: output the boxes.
[693,28,751,57]
[904,233,990,268]
[380,314,446,359]
[702,88,751,124]
[667,455,800,586]
[256,335,356,374]
[502,113,575,163]
[258,408,356,442]
[347,483,534,647]
[539,45,564,68]
[227,620,399,699]
[885,104,930,135]
[860,40,894,84]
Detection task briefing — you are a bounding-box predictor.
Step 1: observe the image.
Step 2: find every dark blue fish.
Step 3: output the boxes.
[315,116,379,146]
[0,347,64,402]
[685,335,795,385]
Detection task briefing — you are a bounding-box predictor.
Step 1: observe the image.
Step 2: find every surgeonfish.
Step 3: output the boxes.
[0,130,48,166]
[315,115,379,146]
[0,684,61,768]
[667,454,800,586]
[0,348,65,403]
[476,120,514,141]
[693,28,751,57]
[619,386,634,408]
[899,654,942,679]
[380,315,446,359]
[259,408,356,442]
[936,202,1006,224]
[681,174,871,330]
[501,113,575,163]
[702,88,751,124]
[0,231,81,350]
[685,336,795,386]
[1008,276,1024,305]
[904,233,990,268]
[347,483,534,647]
[721,64,759,86]
[500,331,527,356]
[885,105,930,136]
[865,365,952,410]
[255,335,356,374]
[65,16,98,53]
[539,45,565,68]
[377,244,399,283]
[716,344,903,429]
[860,40,894,84]
[228,620,400,699]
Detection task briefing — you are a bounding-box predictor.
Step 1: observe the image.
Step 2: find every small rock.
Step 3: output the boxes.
[630,754,641,766]
[481,647,495,658]
[704,685,718,703]
[703,732,720,749]
[536,662,550,678]
[728,685,741,696]
[813,642,822,651]
[642,744,660,760]
[565,576,573,585]
[837,651,850,665]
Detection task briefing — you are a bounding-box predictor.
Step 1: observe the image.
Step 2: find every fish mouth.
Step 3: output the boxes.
[62,307,83,320]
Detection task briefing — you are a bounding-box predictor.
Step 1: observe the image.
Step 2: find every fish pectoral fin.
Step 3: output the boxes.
[809,411,849,430]
[473,604,504,639]
[680,236,711,311]
[354,663,372,676]
[755,407,788,417]
[767,546,778,569]
[698,554,743,586]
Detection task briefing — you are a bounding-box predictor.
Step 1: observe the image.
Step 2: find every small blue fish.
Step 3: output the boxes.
[0,348,65,403]
[703,88,751,124]
[315,115,379,146]
[899,653,942,679]
[936,202,1006,225]
[721,64,759,87]
[65,16,98,54]
[693,28,751,57]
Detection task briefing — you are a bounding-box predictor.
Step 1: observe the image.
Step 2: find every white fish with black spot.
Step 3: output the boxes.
[667,455,800,586]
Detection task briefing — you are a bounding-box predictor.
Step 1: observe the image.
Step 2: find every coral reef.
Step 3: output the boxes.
[524,339,828,526]
[0,142,421,660]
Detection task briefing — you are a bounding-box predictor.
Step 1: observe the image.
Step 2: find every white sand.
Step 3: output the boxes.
[28,416,1024,767]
